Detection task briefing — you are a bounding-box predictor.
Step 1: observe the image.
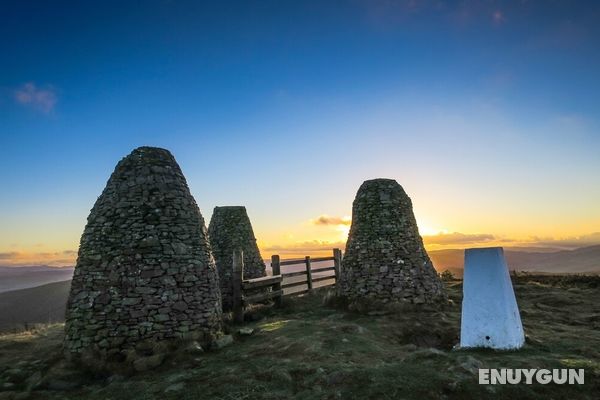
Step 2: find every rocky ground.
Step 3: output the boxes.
[0,276,599,399]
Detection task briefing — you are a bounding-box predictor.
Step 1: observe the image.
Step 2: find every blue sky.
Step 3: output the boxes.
[1,0,600,264]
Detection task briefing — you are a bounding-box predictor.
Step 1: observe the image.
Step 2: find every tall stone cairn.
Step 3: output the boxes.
[339,178,446,305]
[64,147,222,358]
[208,206,267,310]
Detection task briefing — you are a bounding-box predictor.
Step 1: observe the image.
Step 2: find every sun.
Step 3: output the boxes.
[336,224,351,240]
[417,222,446,237]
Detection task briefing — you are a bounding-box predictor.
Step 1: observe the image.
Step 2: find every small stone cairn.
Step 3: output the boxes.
[338,178,446,306]
[208,206,267,310]
[64,147,222,359]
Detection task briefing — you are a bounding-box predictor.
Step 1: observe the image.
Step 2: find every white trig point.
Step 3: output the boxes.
[460,247,525,349]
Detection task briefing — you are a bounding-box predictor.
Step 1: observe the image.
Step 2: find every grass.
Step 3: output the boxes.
[0,276,598,399]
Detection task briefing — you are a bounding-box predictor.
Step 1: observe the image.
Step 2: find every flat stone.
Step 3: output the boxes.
[213,334,234,349]
[238,327,254,336]
[122,297,141,306]
[185,341,204,355]
[172,301,188,311]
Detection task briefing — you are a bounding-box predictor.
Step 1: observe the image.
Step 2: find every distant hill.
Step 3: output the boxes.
[0,280,71,332]
[0,266,74,293]
[429,245,600,275]
[1,245,598,332]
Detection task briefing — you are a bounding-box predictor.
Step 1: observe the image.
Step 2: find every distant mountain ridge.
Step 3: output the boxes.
[0,266,74,294]
[429,245,600,275]
[0,246,598,332]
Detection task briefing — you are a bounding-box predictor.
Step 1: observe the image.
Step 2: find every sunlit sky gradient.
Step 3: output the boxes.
[1,1,600,265]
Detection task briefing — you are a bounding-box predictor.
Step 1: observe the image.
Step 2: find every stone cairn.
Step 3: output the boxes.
[64,146,222,359]
[338,178,446,306]
[208,206,267,310]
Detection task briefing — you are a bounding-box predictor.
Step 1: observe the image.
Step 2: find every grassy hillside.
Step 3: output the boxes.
[0,280,71,333]
[0,277,598,399]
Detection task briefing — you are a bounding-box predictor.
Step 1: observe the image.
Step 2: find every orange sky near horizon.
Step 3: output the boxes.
[2,210,599,266]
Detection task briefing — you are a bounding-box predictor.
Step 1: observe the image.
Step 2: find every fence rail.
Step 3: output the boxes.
[232,248,342,323]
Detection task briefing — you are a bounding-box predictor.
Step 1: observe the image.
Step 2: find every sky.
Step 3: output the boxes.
[1,0,600,266]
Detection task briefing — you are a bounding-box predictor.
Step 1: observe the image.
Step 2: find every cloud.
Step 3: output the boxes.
[0,252,20,260]
[0,249,76,266]
[259,231,600,260]
[492,10,505,26]
[422,231,600,249]
[14,82,58,113]
[311,215,351,226]
[261,232,498,257]
[422,232,496,245]
[524,232,600,249]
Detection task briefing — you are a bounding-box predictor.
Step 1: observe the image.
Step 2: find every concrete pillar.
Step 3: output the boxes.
[460,247,525,349]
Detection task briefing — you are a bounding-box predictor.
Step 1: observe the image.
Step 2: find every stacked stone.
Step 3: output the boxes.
[64,146,222,358]
[339,178,446,305]
[208,206,267,310]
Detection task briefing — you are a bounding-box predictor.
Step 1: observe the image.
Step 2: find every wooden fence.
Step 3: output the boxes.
[232,248,342,323]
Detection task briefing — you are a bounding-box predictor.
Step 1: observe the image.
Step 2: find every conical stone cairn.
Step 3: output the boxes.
[339,178,446,306]
[64,147,222,358]
[208,206,267,310]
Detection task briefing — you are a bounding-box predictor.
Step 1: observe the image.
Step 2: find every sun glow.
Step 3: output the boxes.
[417,223,447,237]
[336,223,351,240]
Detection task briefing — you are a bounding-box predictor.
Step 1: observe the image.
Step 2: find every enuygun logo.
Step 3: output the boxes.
[479,369,585,385]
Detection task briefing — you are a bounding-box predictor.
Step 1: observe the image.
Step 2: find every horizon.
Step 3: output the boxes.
[2,241,599,269]
[2,1,600,267]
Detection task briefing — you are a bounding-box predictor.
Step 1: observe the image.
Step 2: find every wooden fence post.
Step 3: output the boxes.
[232,248,244,323]
[271,254,282,307]
[305,256,313,292]
[333,248,342,285]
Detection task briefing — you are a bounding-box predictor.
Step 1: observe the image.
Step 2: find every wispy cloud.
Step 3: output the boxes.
[491,10,505,26]
[524,232,600,249]
[14,82,58,113]
[0,249,76,266]
[305,212,600,251]
[422,232,496,245]
[0,252,20,260]
[259,230,600,259]
[423,232,600,250]
[311,215,351,226]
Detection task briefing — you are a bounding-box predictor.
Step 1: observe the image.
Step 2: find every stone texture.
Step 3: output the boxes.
[64,146,222,358]
[339,178,446,305]
[208,206,266,310]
